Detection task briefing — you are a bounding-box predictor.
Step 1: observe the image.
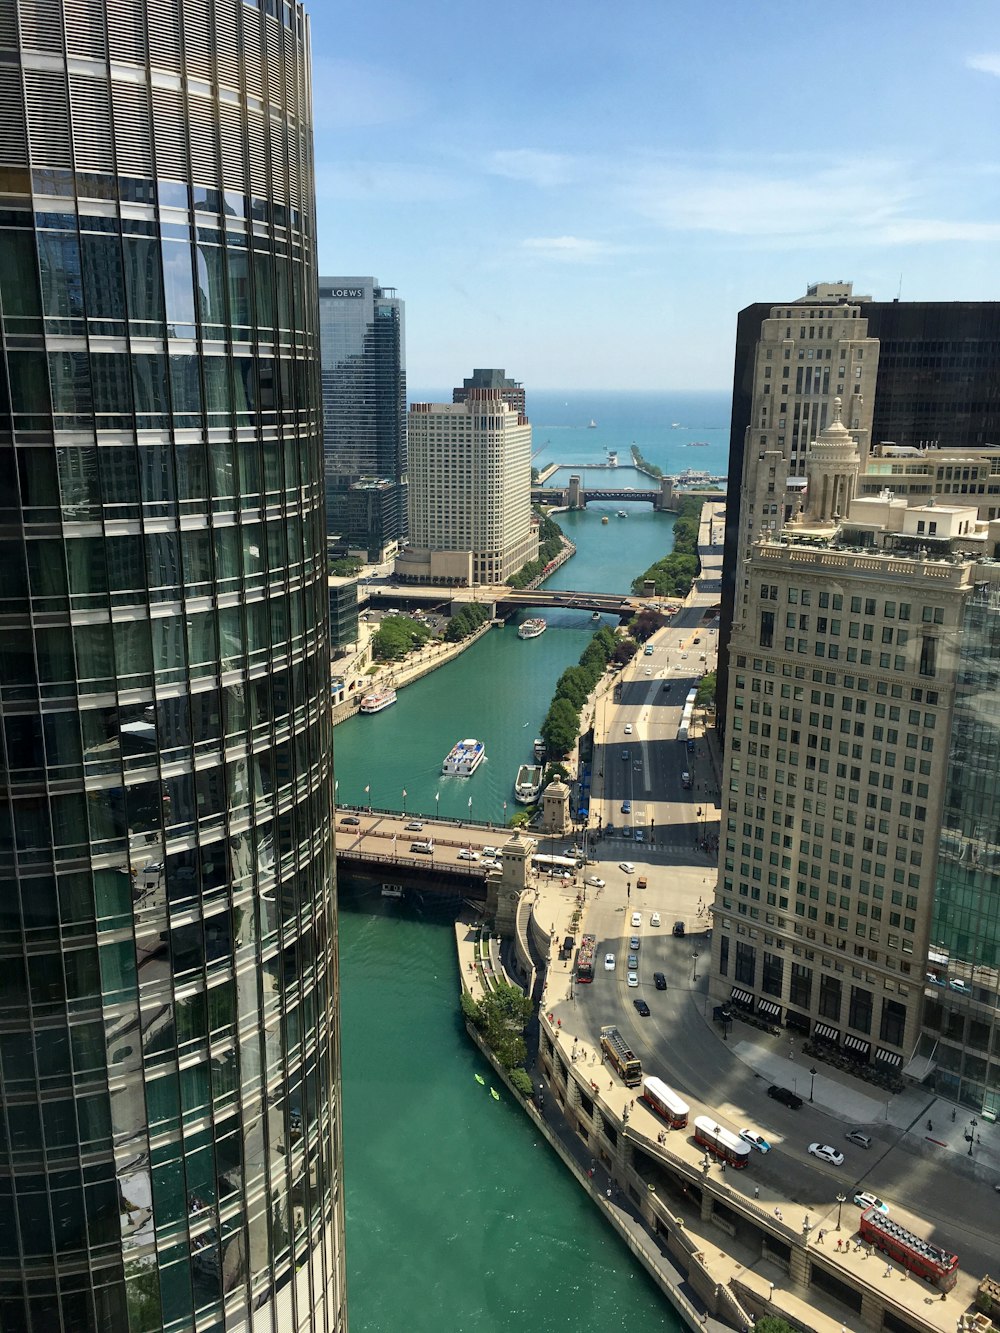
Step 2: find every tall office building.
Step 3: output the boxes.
[709,412,994,1073]
[718,285,1000,736]
[399,387,537,585]
[0,4,346,1331]
[453,367,525,417]
[319,277,406,561]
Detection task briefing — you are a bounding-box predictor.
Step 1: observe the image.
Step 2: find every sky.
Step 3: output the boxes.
[307,0,1000,391]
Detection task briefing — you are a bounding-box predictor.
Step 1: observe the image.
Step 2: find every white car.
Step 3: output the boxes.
[482,846,498,859]
[624,723,633,735]
[739,1129,771,1154]
[457,849,480,861]
[627,972,638,988]
[604,953,616,972]
[650,912,661,927]
[619,861,635,874]
[854,1192,889,1214]
[808,1143,844,1166]
[586,876,605,888]
[644,667,652,675]
[631,911,642,927]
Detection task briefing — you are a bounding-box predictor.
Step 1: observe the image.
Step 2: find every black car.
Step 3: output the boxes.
[339,815,361,827]
[767,1084,803,1110]
[633,999,651,1017]
[653,972,667,990]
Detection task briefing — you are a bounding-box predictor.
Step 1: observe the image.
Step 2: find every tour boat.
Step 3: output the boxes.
[514,763,543,804]
[442,738,486,776]
[359,687,397,714]
[518,617,547,640]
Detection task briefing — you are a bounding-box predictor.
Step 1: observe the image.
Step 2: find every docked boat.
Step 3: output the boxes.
[607,449,618,467]
[533,737,546,762]
[518,617,547,640]
[442,738,486,776]
[381,884,404,899]
[514,763,543,804]
[359,687,397,714]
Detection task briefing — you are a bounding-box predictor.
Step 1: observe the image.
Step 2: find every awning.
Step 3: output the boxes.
[813,1023,840,1043]
[903,1052,936,1081]
[875,1047,902,1067]
[843,1034,871,1057]
[730,987,754,1007]
[757,998,782,1019]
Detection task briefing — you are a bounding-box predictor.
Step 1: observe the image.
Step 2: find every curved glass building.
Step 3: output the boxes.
[0,3,346,1330]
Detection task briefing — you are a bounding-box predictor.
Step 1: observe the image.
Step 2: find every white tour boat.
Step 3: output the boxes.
[442,738,486,777]
[359,687,397,714]
[518,618,547,640]
[514,763,543,804]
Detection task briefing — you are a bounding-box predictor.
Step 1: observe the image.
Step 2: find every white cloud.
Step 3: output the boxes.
[520,235,626,262]
[488,150,577,188]
[966,52,1000,77]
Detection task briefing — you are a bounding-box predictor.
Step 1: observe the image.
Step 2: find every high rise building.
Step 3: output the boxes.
[399,387,538,585]
[709,410,994,1075]
[718,286,1000,736]
[319,277,407,561]
[453,367,526,417]
[0,4,346,1331]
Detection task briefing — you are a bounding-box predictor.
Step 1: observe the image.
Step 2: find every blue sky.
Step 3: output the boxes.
[308,0,1000,391]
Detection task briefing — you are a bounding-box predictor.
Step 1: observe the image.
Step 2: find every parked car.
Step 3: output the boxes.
[808,1143,844,1166]
[633,999,651,1017]
[631,912,642,927]
[604,953,616,971]
[627,972,638,988]
[854,1192,888,1214]
[627,954,638,969]
[845,1130,872,1149]
[629,936,640,951]
[653,972,667,990]
[619,861,635,874]
[739,1129,772,1154]
[621,799,631,814]
[672,920,686,937]
[650,912,661,927]
[767,1085,802,1110]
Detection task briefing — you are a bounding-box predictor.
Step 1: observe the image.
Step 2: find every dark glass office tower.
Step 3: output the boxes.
[0,4,346,1331]
[319,278,406,561]
[918,584,1000,1116]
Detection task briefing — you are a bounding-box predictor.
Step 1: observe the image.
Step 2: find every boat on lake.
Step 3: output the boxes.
[359,687,397,714]
[601,515,609,524]
[518,617,547,640]
[588,419,597,429]
[607,449,618,466]
[442,738,486,776]
[514,763,543,804]
[616,510,627,519]
[591,610,602,622]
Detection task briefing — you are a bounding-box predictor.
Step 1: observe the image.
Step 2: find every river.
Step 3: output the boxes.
[339,470,688,1331]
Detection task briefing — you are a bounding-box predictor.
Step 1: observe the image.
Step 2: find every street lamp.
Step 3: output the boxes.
[692,951,699,982]
[835,1193,847,1231]
[968,1116,978,1157]
[809,1066,818,1103]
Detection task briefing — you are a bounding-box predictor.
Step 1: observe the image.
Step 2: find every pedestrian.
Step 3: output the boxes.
[835,1238,842,1251]
[753,1186,759,1199]
[817,1229,825,1244]
[927,1119,933,1132]
[606,1188,612,1200]
[951,1106,957,1122]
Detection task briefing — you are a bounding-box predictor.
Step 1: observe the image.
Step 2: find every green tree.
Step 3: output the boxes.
[753,1319,797,1333]
[554,665,591,710]
[329,556,363,576]
[611,639,638,666]
[467,981,533,1069]
[372,615,430,660]
[509,1068,534,1097]
[696,672,716,707]
[542,696,580,758]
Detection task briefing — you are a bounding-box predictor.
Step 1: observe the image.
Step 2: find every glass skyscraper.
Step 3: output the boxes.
[0,4,346,1331]
[318,277,407,561]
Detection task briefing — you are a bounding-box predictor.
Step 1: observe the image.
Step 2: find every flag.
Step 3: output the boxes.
[335,779,339,793]
[468,796,472,809]
[364,785,370,794]
[402,788,407,798]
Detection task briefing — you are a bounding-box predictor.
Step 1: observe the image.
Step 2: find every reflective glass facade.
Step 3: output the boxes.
[0,3,345,1331]
[318,278,407,560]
[922,583,1000,1116]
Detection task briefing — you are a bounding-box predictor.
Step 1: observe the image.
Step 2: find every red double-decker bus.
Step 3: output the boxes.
[858,1209,958,1292]
[575,933,596,983]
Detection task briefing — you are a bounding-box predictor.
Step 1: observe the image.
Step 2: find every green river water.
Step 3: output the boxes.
[339,497,686,1331]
